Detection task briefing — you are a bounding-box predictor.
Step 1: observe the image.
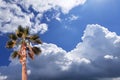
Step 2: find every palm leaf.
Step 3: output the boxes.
[6,25,42,62]
[30,35,39,40]
[9,34,17,41]
[33,39,42,44]
[34,39,42,44]
[16,25,25,38]
[26,36,30,39]
[24,27,29,36]
[28,34,42,44]
[28,52,34,60]
[11,51,18,59]
[26,45,34,59]
[6,40,16,48]
[16,30,23,38]
[18,25,24,32]
[32,47,41,55]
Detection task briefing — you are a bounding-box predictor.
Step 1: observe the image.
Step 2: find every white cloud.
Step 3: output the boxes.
[71,24,120,60]
[56,0,86,13]
[69,15,79,21]
[1,24,120,80]
[104,55,114,59]
[104,55,118,60]
[64,15,79,22]
[0,24,120,80]
[18,0,86,14]
[31,23,48,34]
[0,42,91,80]
[54,13,61,22]
[0,0,86,34]
[0,0,33,33]
[2,0,120,80]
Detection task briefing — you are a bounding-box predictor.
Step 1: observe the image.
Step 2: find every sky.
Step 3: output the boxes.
[0,0,120,80]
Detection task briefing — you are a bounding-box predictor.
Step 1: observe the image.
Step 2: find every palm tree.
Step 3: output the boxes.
[6,25,42,80]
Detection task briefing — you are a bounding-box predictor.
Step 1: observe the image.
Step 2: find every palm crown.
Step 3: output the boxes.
[6,25,42,60]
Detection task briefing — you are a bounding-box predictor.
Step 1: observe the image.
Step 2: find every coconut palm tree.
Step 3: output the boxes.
[6,25,42,80]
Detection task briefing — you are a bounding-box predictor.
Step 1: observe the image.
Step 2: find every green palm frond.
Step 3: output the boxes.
[26,36,30,39]
[30,35,39,40]
[24,27,29,37]
[18,25,24,33]
[16,25,25,38]
[9,33,18,41]
[6,40,16,48]
[11,51,18,59]
[16,30,24,38]
[26,45,34,59]
[33,39,42,44]
[28,34,42,44]
[16,26,30,38]
[28,52,34,60]
[6,25,42,62]
[32,47,41,55]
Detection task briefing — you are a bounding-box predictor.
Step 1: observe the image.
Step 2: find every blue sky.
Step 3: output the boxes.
[40,0,120,51]
[0,0,120,80]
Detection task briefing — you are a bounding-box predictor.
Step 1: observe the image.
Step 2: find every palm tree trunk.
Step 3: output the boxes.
[22,61,27,80]
[20,42,27,80]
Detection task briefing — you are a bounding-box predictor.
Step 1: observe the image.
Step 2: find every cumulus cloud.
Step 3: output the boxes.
[0,24,120,80]
[0,0,86,34]
[30,23,48,34]
[69,24,120,61]
[0,0,32,33]
[16,0,86,14]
